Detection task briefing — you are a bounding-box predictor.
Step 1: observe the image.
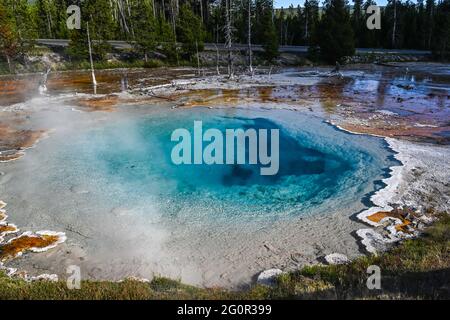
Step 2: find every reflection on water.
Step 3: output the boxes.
[0,68,195,105]
[1,63,449,140]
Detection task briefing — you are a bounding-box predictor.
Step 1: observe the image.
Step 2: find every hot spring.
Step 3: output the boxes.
[1,103,397,286]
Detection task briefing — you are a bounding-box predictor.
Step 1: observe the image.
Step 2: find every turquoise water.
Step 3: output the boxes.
[50,107,395,223]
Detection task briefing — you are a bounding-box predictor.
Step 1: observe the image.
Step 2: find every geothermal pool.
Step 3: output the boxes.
[1,103,397,287]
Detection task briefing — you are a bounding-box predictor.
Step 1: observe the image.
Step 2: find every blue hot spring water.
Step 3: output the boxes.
[50,107,396,224]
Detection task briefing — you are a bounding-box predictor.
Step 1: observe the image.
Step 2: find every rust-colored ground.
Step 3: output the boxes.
[0,224,18,235]
[0,123,46,162]
[0,77,41,105]
[74,95,120,112]
[1,65,449,154]
[341,123,450,144]
[367,211,391,223]
[367,207,416,233]
[0,234,60,261]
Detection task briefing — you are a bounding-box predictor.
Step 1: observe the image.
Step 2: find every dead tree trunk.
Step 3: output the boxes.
[5,55,12,74]
[162,0,166,19]
[247,0,253,75]
[200,0,204,21]
[427,7,433,49]
[304,10,308,43]
[196,40,201,75]
[46,10,52,38]
[392,0,397,48]
[225,0,233,78]
[126,0,135,38]
[170,1,179,65]
[117,0,130,35]
[214,44,220,75]
[86,22,97,88]
[170,1,176,35]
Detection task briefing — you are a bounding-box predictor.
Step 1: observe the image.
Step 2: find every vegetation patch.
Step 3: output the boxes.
[0,215,448,300]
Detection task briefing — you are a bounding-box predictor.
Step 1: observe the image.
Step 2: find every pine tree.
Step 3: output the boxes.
[317,0,355,63]
[157,14,177,62]
[277,7,285,46]
[259,0,278,61]
[432,0,450,59]
[78,0,115,60]
[130,0,157,62]
[0,2,18,72]
[402,1,419,49]
[0,0,36,72]
[53,0,69,39]
[351,0,365,47]
[303,0,320,45]
[291,5,304,45]
[424,0,435,49]
[361,0,379,48]
[176,3,204,60]
[35,0,57,38]
[66,25,88,61]
[416,0,426,49]
[384,0,402,48]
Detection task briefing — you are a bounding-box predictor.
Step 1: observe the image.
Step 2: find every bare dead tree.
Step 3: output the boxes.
[304,7,309,42]
[170,0,176,35]
[214,44,220,75]
[196,40,201,75]
[427,5,433,49]
[86,22,97,88]
[199,0,204,21]
[109,0,117,21]
[45,7,53,38]
[117,0,131,35]
[247,0,253,75]
[225,0,233,78]
[5,55,12,74]
[126,0,135,38]
[169,0,179,65]
[392,0,397,48]
[162,0,166,19]
[279,13,283,45]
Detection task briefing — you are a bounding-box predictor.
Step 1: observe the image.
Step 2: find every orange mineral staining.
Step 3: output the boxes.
[74,95,119,112]
[366,211,390,223]
[395,219,412,233]
[367,209,413,234]
[0,201,7,223]
[340,123,450,144]
[0,224,18,235]
[0,199,66,266]
[0,124,46,162]
[0,232,64,261]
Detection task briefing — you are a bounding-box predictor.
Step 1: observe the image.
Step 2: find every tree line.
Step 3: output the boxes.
[1,0,449,72]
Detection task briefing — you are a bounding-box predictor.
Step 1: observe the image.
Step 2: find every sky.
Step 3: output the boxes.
[274,0,390,8]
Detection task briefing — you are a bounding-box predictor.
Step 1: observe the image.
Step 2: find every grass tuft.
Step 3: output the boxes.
[0,215,448,300]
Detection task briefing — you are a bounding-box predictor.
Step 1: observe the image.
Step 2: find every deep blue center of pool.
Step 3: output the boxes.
[54,107,395,221]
